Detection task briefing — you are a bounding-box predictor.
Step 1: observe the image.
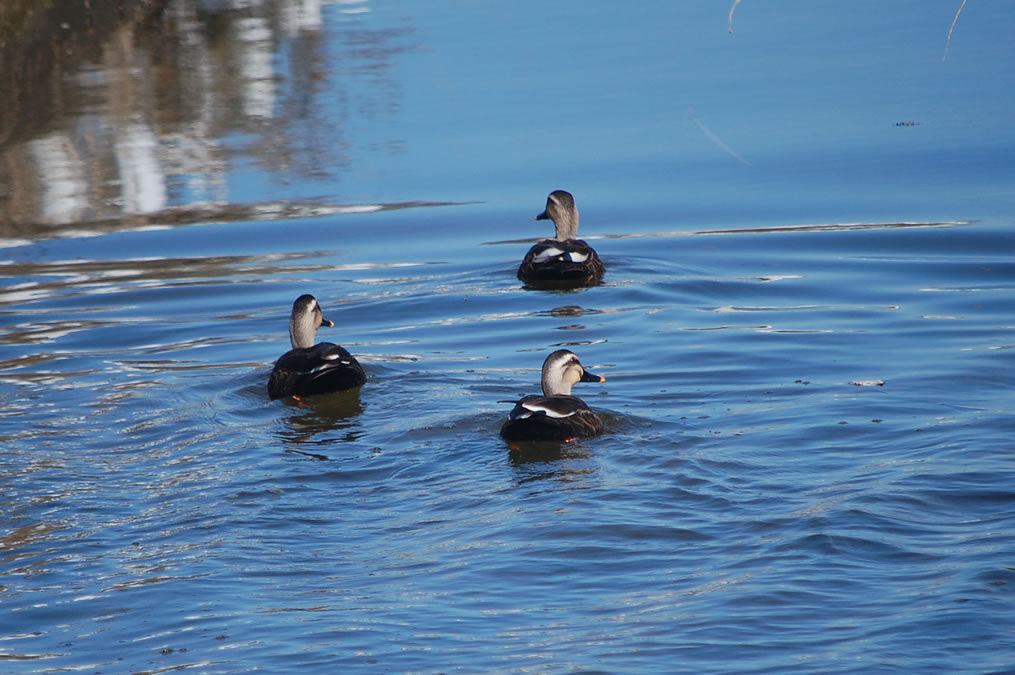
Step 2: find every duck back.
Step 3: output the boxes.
[500,394,604,442]
[517,239,605,286]
[268,343,366,400]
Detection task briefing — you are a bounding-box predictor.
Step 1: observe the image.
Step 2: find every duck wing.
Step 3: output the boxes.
[268,342,366,400]
[500,394,604,442]
[517,239,605,285]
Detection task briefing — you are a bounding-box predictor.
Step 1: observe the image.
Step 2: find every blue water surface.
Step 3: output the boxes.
[1,1,1014,672]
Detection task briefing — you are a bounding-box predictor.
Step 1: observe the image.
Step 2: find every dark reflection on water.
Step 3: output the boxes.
[0,0,163,145]
[508,441,591,468]
[0,0,414,238]
[276,391,365,452]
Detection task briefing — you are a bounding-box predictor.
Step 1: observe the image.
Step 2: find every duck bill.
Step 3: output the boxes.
[580,370,605,383]
[321,318,335,328]
[535,209,550,221]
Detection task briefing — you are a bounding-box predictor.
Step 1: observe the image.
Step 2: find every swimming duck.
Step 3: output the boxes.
[267,294,366,400]
[517,190,605,286]
[500,349,606,442]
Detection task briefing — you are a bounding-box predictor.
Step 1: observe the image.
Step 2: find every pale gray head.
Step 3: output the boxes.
[540,348,604,396]
[535,189,580,241]
[288,294,333,349]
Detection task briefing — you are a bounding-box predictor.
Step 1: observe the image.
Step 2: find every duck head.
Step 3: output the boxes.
[289,294,334,349]
[535,190,580,241]
[540,348,604,396]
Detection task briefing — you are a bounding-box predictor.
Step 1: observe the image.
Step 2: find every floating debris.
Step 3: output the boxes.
[728,0,743,33]
[943,0,968,61]
[849,380,885,387]
[690,104,751,165]
[895,121,923,127]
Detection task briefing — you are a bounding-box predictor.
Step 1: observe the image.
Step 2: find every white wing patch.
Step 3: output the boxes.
[308,357,353,374]
[521,402,576,419]
[533,246,565,263]
[533,246,590,264]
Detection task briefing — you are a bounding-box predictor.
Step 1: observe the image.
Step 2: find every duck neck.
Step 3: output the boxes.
[289,316,317,349]
[541,372,572,397]
[553,208,580,241]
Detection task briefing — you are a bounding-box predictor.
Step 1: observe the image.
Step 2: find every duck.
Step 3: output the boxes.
[517,190,605,286]
[267,294,366,401]
[500,349,606,442]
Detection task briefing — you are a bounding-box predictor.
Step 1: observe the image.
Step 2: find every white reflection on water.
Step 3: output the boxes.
[235,16,277,119]
[918,287,1003,293]
[0,240,33,249]
[114,125,168,215]
[29,133,89,225]
[337,0,369,16]
[281,0,323,34]
[757,275,802,282]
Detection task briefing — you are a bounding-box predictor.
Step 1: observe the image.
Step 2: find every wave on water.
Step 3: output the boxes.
[484,220,975,245]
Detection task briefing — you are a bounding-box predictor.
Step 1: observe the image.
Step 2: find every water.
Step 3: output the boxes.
[2,1,1015,672]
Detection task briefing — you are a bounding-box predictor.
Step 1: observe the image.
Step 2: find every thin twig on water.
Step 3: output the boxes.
[942,0,968,61]
[690,105,751,166]
[728,0,743,33]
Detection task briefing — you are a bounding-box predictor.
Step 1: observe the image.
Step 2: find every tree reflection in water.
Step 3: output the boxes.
[0,0,414,238]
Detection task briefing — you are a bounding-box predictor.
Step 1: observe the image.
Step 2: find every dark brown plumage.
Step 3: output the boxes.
[500,349,606,443]
[267,295,366,400]
[517,190,605,287]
